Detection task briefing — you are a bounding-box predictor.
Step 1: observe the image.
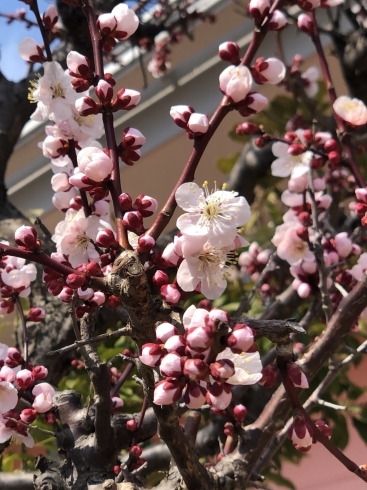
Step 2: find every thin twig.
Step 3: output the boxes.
[47,327,130,356]
[15,296,28,369]
[5,417,57,437]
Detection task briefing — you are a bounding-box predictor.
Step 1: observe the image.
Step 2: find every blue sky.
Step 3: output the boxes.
[0,0,52,81]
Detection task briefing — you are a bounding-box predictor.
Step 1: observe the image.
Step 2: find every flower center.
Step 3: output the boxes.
[75,234,89,249]
[51,82,65,98]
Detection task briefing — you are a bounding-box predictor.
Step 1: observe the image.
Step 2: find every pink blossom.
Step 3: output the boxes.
[206,382,232,410]
[111,3,139,40]
[187,113,209,135]
[66,51,91,78]
[153,378,184,405]
[184,358,209,381]
[16,369,34,390]
[271,141,313,178]
[334,232,353,259]
[164,335,186,355]
[139,343,163,367]
[160,284,181,304]
[333,96,367,126]
[14,226,38,250]
[239,92,268,116]
[113,88,141,111]
[0,366,15,383]
[0,416,34,448]
[287,363,309,388]
[297,13,314,35]
[301,66,320,98]
[186,325,214,351]
[289,414,313,450]
[122,128,146,150]
[276,228,314,265]
[43,4,58,30]
[160,353,184,377]
[75,96,100,117]
[51,173,71,192]
[183,381,207,408]
[253,57,286,85]
[219,65,253,103]
[216,349,263,385]
[350,253,367,281]
[32,383,56,413]
[0,381,18,412]
[210,359,235,382]
[170,105,194,128]
[248,0,270,24]
[218,42,240,64]
[97,13,117,36]
[18,37,45,62]
[226,324,254,353]
[268,10,287,30]
[156,322,178,343]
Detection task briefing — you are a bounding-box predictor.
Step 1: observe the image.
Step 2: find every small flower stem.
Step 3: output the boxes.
[131,396,149,447]
[68,139,91,217]
[0,243,77,277]
[146,0,285,241]
[29,0,52,61]
[5,417,57,437]
[81,4,130,249]
[278,361,367,483]
[15,296,28,369]
[110,359,135,397]
[310,11,365,188]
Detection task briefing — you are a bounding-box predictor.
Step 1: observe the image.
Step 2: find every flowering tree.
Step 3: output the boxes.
[2,1,367,489]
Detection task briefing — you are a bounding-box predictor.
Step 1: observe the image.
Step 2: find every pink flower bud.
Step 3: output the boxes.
[156,322,178,343]
[315,419,332,438]
[187,113,209,135]
[134,194,158,217]
[170,105,195,129]
[218,42,240,64]
[184,380,207,408]
[118,192,133,211]
[186,326,214,351]
[219,65,253,103]
[139,343,163,367]
[153,377,185,405]
[90,291,106,307]
[95,79,114,104]
[113,88,141,111]
[298,0,320,10]
[77,147,114,182]
[226,324,254,353]
[0,366,15,382]
[252,57,286,85]
[122,211,144,233]
[287,363,309,389]
[126,419,137,431]
[333,96,367,127]
[208,308,230,325]
[27,307,45,322]
[130,445,142,457]
[44,412,57,424]
[297,13,314,35]
[14,225,38,250]
[32,383,56,413]
[288,412,313,450]
[137,234,156,253]
[18,37,45,63]
[288,143,306,156]
[58,286,73,303]
[233,404,247,422]
[77,287,94,301]
[6,348,23,367]
[112,396,124,411]
[32,365,48,381]
[95,229,116,248]
[122,127,146,150]
[184,358,209,381]
[111,3,139,40]
[268,10,287,30]
[66,273,86,289]
[75,96,100,117]
[51,173,72,193]
[160,352,184,377]
[20,408,38,424]
[164,335,186,356]
[297,282,311,298]
[258,364,278,388]
[152,270,169,288]
[160,284,181,304]
[43,4,58,30]
[210,359,235,382]
[238,92,268,117]
[16,369,34,390]
[206,382,232,410]
[97,12,117,36]
[67,51,92,79]
[248,0,270,24]
[43,135,68,159]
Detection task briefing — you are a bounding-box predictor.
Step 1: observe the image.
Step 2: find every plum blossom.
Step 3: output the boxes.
[333,96,367,126]
[350,253,367,281]
[0,380,18,413]
[32,383,56,413]
[219,65,253,103]
[276,228,314,265]
[216,349,263,385]
[271,141,313,178]
[301,66,320,98]
[175,182,251,248]
[29,62,81,122]
[0,415,34,448]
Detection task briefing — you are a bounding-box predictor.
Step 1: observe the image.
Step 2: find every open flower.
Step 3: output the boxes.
[175,182,251,248]
[0,415,34,448]
[0,381,18,413]
[32,383,55,413]
[333,96,367,126]
[271,141,313,178]
[216,348,263,385]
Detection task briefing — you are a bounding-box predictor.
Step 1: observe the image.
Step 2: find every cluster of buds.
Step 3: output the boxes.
[238,242,272,282]
[170,106,209,138]
[0,343,56,447]
[118,193,158,237]
[248,0,287,29]
[140,305,262,410]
